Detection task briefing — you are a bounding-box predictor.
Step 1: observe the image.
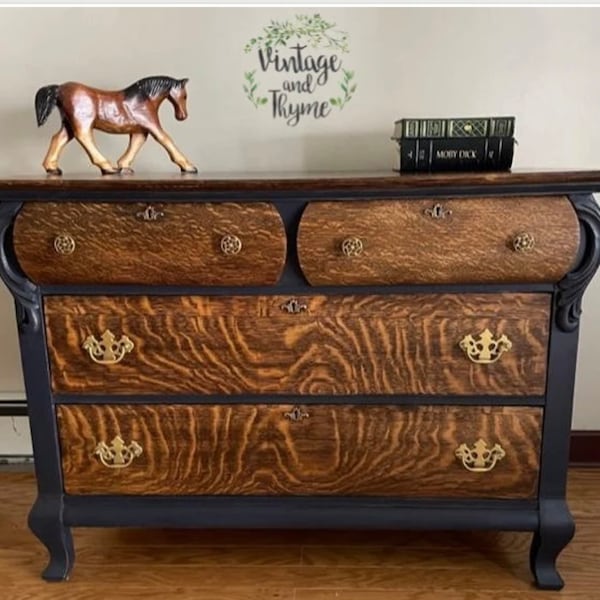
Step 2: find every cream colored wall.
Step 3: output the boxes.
[0,7,599,446]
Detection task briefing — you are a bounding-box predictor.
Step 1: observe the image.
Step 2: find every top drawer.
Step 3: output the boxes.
[13,202,286,286]
[297,196,580,286]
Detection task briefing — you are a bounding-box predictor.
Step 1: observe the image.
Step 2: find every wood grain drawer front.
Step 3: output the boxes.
[57,404,542,498]
[13,202,286,286]
[297,197,580,285]
[45,293,550,396]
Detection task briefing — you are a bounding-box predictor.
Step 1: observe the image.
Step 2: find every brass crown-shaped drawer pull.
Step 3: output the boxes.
[220,234,242,255]
[82,330,134,365]
[53,234,76,255]
[455,439,506,472]
[94,436,143,469]
[341,237,363,257]
[459,329,512,364]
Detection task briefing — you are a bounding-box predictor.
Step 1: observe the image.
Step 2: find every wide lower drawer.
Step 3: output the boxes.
[57,404,542,498]
[297,196,580,285]
[45,293,550,396]
[13,201,286,286]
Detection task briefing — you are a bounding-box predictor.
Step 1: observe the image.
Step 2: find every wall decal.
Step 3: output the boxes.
[243,14,357,126]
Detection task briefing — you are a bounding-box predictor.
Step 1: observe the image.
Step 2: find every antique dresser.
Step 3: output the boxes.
[1,171,599,589]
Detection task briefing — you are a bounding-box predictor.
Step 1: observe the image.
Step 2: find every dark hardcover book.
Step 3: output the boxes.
[397,137,514,172]
[392,117,515,140]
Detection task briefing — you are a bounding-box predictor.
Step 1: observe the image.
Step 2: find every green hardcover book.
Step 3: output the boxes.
[392,116,515,140]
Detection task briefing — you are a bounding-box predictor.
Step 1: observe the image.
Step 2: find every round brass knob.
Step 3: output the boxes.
[220,234,242,256]
[341,237,363,257]
[54,234,76,255]
[512,232,535,252]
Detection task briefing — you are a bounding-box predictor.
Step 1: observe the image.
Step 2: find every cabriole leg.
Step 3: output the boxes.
[28,495,74,581]
[529,499,575,590]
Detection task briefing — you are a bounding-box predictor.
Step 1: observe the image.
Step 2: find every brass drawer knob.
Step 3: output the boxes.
[341,237,363,257]
[455,439,506,472]
[136,205,165,221]
[512,232,535,252]
[82,330,134,365]
[220,234,242,255]
[53,234,76,255]
[94,436,143,469]
[459,329,512,364]
[284,406,310,422]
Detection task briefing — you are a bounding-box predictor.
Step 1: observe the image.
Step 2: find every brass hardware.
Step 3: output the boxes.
[512,232,535,252]
[284,406,310,422]
[459,329,512,364]
[53,234,76,255]
[455,439,506,472]
[82,330,135,365]
[94,436,143,469]
[220,234,242,255]
[341,237,363,257]
[281,299,308,314]
[136,205,164,221]
[424,203,452,219]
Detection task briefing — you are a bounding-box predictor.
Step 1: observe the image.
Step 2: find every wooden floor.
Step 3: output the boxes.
[1,470,599,599]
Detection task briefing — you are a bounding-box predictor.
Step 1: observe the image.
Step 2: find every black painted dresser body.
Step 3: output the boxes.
[0,171,599,589]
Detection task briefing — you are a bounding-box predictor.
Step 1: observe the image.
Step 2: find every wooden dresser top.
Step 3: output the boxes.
[1,170,600,196]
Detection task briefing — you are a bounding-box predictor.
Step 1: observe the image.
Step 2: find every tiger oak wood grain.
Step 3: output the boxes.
[56,404,542,498]
[297,197,580,285]
[13,202,286,285]
[45,293,550,396]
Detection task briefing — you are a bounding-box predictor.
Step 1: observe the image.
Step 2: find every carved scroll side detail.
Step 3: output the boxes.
[0,203,40,332]
[556,194,600,332]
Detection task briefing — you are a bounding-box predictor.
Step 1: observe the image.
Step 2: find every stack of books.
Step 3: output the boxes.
[391,116,515,173]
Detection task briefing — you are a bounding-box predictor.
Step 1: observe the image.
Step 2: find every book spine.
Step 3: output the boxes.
[396,117,515,139]
[398,137,514,172]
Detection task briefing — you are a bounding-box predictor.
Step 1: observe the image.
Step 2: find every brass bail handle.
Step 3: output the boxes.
[459,329,512,364]
[94,436,143,469]
[455,439,506,472]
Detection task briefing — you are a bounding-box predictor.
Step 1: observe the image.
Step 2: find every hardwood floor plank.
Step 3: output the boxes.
[0,470,598,599]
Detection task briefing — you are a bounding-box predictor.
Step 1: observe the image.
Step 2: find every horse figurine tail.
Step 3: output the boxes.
[35,85,59,127]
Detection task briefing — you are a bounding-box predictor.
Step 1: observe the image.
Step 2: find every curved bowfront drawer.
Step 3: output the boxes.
[57,404,542,498]
[45,293,550,396]
[13,202,286,286]
[297,196,580,285]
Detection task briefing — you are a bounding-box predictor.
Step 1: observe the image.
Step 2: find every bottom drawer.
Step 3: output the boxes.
[57,404,542,499]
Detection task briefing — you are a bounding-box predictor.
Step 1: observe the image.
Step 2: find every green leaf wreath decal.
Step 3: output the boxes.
[243,13,357,124]
[330,70,356,109]
[243,70,268,108]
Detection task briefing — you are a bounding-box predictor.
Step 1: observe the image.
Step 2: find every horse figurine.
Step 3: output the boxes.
[35,75,197,175]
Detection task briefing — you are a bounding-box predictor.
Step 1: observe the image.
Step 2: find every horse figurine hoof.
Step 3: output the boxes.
[35,76,196,175]
[181,166,198,174]
[45,168,62,176]
[119,167,135,175]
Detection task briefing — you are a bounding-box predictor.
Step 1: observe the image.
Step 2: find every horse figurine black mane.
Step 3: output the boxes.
[35,75,197,175]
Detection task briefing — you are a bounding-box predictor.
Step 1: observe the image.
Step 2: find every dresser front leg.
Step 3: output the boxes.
[28,495,74,581]
[529,499,575,590]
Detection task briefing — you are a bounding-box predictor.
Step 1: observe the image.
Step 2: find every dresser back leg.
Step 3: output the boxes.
[28,495,74,581]
[529,499,575,590]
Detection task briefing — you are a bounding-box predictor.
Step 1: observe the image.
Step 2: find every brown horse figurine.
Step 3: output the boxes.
[35,76,197,175]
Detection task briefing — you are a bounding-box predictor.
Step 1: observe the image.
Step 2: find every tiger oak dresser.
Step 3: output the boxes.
[1,171,600,589]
